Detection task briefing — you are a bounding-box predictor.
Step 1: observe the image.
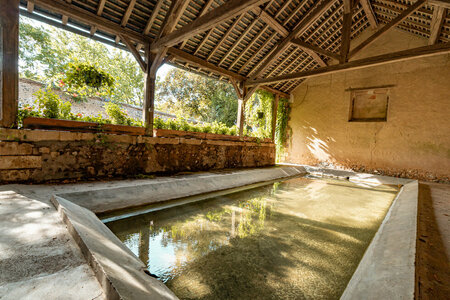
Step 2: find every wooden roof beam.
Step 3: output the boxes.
[29,0,149,44]
[249,0,337,80]
[360,0,378,29]
[245,42,450,86]
[428,5,446,44]
[340,0,353,63]
[120,34,147,72]
[428,0,450,9]
[291,38,340,61]
[157,0,190,39]
[27,1,34,13]
[97,0,106,16]
[349,0,426,58]
[150,0,269,51]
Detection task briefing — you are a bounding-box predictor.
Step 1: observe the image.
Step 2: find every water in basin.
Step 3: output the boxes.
[106,176,398,299]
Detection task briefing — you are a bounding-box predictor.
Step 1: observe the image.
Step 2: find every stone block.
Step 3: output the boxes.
[0,142,33,155]
[0,156,42,169]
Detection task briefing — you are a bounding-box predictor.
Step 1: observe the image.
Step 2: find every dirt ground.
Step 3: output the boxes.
[416,182,450,299]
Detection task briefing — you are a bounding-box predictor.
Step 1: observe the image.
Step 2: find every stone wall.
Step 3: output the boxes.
[18,78,188,121]
[286,28,450,182]
[0,128,275,183]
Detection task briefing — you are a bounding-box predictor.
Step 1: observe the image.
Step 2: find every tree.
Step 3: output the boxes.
[156,68,238,126]
[19,17,144,106]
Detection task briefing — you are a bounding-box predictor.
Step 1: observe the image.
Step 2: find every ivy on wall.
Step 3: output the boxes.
[245,90,290,162]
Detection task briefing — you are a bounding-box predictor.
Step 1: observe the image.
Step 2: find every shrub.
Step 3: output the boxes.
[34,89,72,119]
[104,102,128,125]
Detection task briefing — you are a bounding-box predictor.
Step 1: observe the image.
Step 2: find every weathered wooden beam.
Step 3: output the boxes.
[120,34,147,72]
[291,38,340,60]
[259,85,289,99]
[349,0,426,58]
[157,0,189,39]
[237,97,246,137]
[121,0,136,27]
[62,15,69,25]
[0,0,19,127]
[230,79,243,99]
[180,0,215,49]
[428,0,450,9]
[167,47,246,81]
[249,0,336,80]
[30,0,149,45]
[340,0,353,63]
[27,1,34,13]
[143,50,156,135]
[97,0,106,16]
[271,94,279,141]
[245,42,450,86]
[258,9,289,37]
[360,0,378,29]
[143,0,163,35]
[151,0,268,51]
[428,5,446,44]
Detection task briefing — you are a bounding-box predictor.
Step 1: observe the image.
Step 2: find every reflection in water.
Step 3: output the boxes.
[106,177,398,299]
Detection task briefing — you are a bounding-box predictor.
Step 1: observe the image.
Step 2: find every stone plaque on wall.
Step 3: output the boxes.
[349,88,390,122]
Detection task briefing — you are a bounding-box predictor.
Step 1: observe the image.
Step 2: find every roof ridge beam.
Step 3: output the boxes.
[348,0,426,58]
[150,0,269,51]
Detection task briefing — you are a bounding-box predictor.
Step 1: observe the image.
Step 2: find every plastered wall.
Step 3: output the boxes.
[287,28,450,181]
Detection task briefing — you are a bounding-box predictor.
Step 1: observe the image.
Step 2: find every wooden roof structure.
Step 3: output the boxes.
[20,0,450,97]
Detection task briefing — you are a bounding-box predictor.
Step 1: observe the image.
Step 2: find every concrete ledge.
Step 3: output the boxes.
[58,166,307,214]
[50,165,418,300]
[51,196,177,300]
[340,181,418,300]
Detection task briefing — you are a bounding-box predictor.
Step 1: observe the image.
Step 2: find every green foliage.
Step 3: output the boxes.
[34,89,72,119]
[19,17,144,106]
[104,102,128,125]
[245,90,274,139]
[275,98,290,162]
[156,68,238,126]
[59,62,115,101]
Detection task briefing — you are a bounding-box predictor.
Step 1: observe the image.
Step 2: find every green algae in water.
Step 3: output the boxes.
[106,177,398,300]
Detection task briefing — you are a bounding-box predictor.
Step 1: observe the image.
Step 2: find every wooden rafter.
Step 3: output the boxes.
[120,34,147,72]
[218,17,259,66]
[181,0,215,49]
[97,0,106,16]
[249,0,337,80]
[206,14,244,61]
[428,5,446,45]
[157,0,189,39]
[340,0,353,63]
[245,42,450,86]
[349,0,426,58]
[291,38,340,61]
[150,0,269,51]
[359,0,378,29]
[121,0,136,27]
[143,0,163,35]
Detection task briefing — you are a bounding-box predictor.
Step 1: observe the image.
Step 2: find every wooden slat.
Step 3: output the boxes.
[360,0,378,29]
[180,0,215,49]
[207,15,244,61]
[429,5,446,45]
[150,0,269,51]
[349,0,426,58]
[249,0,337,80]
[259,9,289,36]
[62,15,69,25]
[245,42,450,86]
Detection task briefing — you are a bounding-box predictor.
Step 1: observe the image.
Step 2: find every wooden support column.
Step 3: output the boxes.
[237,97,246,137]
[271,94,279,141]
[0,0,19,128]
[143,50,156,136]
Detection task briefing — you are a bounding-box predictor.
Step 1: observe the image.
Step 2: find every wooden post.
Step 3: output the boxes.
[237,97,245,137]
[271,94,279,141]
[0,0,19,128]
[143,50,156,136]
